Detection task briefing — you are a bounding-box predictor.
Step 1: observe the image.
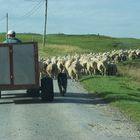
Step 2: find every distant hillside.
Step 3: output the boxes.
[1,33,140,56]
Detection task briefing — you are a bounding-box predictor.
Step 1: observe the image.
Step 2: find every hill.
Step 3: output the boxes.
[1,33,140,57]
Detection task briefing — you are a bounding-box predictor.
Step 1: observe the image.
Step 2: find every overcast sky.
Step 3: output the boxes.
[0,0,140,38]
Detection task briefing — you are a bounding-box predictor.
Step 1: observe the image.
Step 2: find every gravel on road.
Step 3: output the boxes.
[0,80,139,140]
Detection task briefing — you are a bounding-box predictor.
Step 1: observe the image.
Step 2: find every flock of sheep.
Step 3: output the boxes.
[39,49,140,81]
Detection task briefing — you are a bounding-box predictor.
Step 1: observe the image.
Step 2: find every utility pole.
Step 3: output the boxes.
[42,0,48,47]
[24,0,48,46]
[6,13,8,39]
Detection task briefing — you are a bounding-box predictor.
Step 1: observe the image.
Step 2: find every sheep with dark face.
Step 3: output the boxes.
[106,62,117,75]
[128,51,137,60]
[136,49,140,58]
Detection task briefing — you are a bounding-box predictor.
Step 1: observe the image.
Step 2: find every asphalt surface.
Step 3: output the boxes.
[0,80,140,140]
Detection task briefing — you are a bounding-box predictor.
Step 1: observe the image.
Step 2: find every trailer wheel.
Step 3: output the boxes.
[41,76,54,101]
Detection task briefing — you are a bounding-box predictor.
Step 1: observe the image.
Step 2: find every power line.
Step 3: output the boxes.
[22,0,43,18]
[25,0,48,47]
[22,0,44,18]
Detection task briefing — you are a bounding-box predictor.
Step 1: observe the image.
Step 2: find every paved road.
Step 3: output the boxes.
[0,80,139,140]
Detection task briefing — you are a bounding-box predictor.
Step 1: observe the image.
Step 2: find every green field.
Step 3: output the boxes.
[80,73,140,124]
[1,33,140,57]
[0,33,140,124]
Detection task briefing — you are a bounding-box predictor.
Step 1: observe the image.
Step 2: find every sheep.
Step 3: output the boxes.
[106,62,117,75]
[40,48,140,81]
[86,59,98,75]
[136,49,140,58]
[67,60,83,81]
[113,54,121,63]
[79,58,88,74]
[128,50,137,60]
[45,62,59,79]
[97,58,109,75]
[65,58,75,71]
[57,59,65,73]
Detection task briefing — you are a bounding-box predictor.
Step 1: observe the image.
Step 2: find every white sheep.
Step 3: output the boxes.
[45,62,58,79]
[86,59,98,75]
[67,60,83,81]
[97,58,109,75]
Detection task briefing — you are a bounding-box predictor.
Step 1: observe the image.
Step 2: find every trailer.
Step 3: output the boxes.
[0,42,40,98]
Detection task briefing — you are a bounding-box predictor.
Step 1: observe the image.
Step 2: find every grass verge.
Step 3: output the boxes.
[80,75,140,124]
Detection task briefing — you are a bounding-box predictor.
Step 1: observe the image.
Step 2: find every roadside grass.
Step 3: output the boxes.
[114,101,140,124]
[80,74,140,124]
[117,60,140,82]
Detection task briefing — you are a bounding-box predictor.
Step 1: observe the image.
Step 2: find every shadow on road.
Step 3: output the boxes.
[53,92,105,105]
[0,92,105,105]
